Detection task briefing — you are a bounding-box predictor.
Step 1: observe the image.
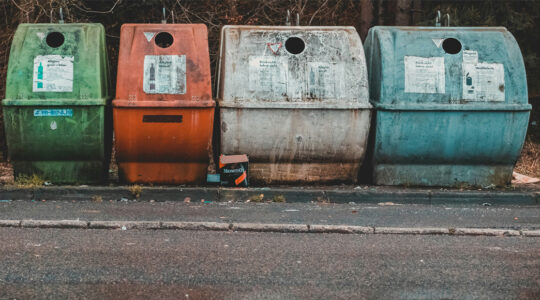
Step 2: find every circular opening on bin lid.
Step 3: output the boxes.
[285,37,305,55]
[442,38,462,54]
[155,32,174,48]
[46,32,64,48]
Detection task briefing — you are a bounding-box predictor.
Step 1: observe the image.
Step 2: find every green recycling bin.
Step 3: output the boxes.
[2,23,112,184]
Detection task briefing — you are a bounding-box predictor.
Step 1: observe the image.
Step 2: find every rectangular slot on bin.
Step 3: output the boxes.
[142,115,183,123]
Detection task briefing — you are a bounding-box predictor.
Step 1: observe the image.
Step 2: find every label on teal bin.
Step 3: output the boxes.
[462,50,505,102]
[404,56,445,94]
[33,109,73,117]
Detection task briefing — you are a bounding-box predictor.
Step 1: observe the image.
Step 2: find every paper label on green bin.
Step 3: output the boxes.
[143,55,186,94]
[33,109,73,117]
[33,55,74,92]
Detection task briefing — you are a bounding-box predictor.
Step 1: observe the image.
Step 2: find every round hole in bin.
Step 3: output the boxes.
[155,32,174,48]
[285,37,305,54]
[46,32,64,48]
[442,38,462,54]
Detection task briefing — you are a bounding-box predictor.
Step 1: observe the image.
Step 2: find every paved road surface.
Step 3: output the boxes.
[0,200,538,229]
[0,228,539,299]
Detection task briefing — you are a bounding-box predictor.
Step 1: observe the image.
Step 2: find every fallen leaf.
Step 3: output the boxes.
[512,172,540,184]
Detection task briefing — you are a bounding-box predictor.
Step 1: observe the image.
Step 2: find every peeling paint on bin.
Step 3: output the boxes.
[2,23,111,184]
[364,26,531,187]
[218,26,372,184]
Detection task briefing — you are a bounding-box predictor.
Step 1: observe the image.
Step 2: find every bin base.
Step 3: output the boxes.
[373,164,513,187]
[12,160,107,184]
[117,162,208,184]
[249,162,360,184]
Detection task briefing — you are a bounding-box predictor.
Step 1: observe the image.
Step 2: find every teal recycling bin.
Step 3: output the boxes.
[364,26,531,187]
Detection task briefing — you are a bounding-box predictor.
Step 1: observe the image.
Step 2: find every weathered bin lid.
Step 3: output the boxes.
[218,25,371,109]
[114,24,214,108]
[364,26,531,111]
[3,23,110,106]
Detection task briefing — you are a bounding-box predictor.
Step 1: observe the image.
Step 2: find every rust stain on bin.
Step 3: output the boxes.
[113,24,215,184]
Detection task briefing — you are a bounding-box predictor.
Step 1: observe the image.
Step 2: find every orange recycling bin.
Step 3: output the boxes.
[113,24,215,184]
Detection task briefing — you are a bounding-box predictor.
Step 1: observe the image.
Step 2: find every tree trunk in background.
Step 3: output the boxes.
[360,0,374,40]
[395,0,412,25]
[227,0,239,18]
[411,0,423,25]
[377,0,385,25]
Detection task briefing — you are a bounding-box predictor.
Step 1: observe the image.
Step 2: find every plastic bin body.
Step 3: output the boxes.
[2,24,111,184]
[113,24,214,184]
[218,26,372,184]
[364,26,531,187]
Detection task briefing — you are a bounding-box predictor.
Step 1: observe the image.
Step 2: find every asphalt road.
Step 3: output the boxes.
[0,228,539,299]
[1,200,539,229]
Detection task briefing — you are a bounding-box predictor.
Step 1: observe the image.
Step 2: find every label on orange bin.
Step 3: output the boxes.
[143,55,186,94]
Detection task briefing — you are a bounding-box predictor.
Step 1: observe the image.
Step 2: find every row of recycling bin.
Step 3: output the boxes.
[2,23,531,187]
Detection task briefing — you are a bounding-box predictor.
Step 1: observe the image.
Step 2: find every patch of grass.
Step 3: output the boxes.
[249,194,264,203]
[272,195,286,203]
[129,185,142,199]
[91,195,103,203]
[316,196,330,204]
[14,174,44,187]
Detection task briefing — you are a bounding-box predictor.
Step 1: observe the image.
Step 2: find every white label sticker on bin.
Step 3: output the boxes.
[462,50,479,64]
[307,62,338,99]
[248,56,288,95]
[34,109,73,117]
[404,56,445,94]
[143,55,186,94]
[33,55,74,92]
[462,62,505,102]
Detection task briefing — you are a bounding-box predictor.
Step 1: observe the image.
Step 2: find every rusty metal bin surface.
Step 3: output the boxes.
[113,24,215,184]
[364,26,531,187]
[218,26,372,184]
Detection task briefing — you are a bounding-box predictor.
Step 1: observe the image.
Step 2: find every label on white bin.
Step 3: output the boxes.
[248,56,288,95]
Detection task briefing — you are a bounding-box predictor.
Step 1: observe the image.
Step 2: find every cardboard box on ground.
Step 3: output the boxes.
[218,154,249,187]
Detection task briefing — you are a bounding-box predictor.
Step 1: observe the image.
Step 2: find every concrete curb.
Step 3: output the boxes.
[451,228,521,236]
[519,230,540,237]
[233,223,309,233]
[161,221,231,231]
[308,224,373,234]
[20,219,88,229]
[0,186,537,205]
[89,221,161,230]
[0,220,21,227]
[1,219,538,237]
[374,227,448,235]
